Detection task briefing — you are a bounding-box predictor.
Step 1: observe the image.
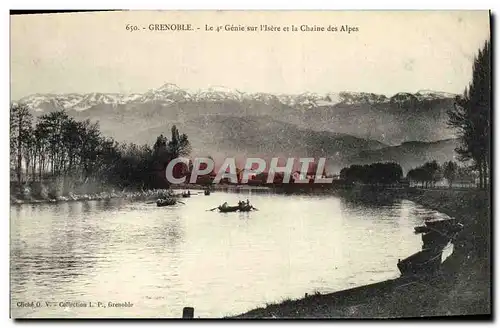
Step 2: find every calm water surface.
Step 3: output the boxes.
[10,190,451,318]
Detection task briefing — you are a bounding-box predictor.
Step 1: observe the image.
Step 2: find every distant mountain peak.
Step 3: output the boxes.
[415,89,459,99]
[155,83,182,92]
[416,89,457,95]
[16,83,459,113]
[206,85,240,93]
[193,85,244,101]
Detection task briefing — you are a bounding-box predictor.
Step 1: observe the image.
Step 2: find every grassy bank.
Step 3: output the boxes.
[10,181,274,205]
[10,184,176,205]
[173,184,271,192]
[234,188,491,318]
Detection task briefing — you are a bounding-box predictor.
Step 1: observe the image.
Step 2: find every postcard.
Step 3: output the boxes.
[10,10,491,319]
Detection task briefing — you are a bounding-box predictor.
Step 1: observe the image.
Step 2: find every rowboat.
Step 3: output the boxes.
[216,203,256,212]
[424,218,463,232]
[218,205,241,213]
[238,205,253,212]
[414,226,431,234]
[421,231,450,250]
[157,198,177,207]
[397,249,442,276]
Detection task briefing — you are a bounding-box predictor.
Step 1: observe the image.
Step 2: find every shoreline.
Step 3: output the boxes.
[9,189,177,205]
[9,183,345,205]
[233,188,491,318]
[9,183,433,205]
[9,185,275,205]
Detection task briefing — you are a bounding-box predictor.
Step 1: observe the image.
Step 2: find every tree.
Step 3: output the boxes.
[79,120,102,180]
[37,110,72,176]
[422,160,440,187]
[443,161,458,188]
[10,104,33,186]
[33,120,48,180]
[167,125,191,159]
[407,167,429,188]
[448,39,490,189]
[61,118,82,176]
[407,161,442,188]
[153,134,168,156]
[22,132,35,181]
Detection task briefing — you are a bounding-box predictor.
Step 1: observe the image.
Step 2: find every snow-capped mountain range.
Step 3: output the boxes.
[15,83,458,112]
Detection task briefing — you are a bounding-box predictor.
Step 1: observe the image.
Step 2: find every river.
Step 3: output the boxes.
[10,190,452,318]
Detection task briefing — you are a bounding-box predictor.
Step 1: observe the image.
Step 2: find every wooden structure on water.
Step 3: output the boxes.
[398,218,463,276]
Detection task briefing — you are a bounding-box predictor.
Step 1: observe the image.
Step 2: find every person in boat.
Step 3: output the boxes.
[246,199,250,206]
[221,202,228,209]
[187,190,190,196]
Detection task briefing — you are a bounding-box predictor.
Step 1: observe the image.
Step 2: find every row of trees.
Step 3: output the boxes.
[11,106,115,184]
[339,162,403,185]
[406,161,441,188]
[407,160,476,188]
[448,39,490,189]
[10,105,191,192]
[338,160,476,189]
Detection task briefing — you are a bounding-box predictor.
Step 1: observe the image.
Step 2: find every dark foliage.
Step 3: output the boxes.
[339,162,403,185]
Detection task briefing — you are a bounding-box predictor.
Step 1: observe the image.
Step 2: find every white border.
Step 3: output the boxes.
[2,1,498,10]
[1,1,497,328]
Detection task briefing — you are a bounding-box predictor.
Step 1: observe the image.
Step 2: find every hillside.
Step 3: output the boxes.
[131,115,387,173]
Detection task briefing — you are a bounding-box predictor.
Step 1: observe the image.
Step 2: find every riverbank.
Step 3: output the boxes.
[10,189,176,205]
[173,184,271,192]
[10,184,276,205]
[234,188,491,318]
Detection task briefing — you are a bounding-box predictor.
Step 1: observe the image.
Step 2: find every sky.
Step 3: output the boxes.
[10,10,490,99]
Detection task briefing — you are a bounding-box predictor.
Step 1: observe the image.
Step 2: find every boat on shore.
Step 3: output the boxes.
[424,217,463,232]
[414,226,431,234]
[417,218,463,249]
[397,249,442,276]
[400,217,462,276]
[421,231,450,250]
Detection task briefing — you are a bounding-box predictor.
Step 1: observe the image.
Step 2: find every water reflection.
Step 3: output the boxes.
[339,195,405,228]
[11,193,446,318]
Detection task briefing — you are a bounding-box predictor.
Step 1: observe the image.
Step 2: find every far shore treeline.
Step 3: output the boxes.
[10,39,490,200]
